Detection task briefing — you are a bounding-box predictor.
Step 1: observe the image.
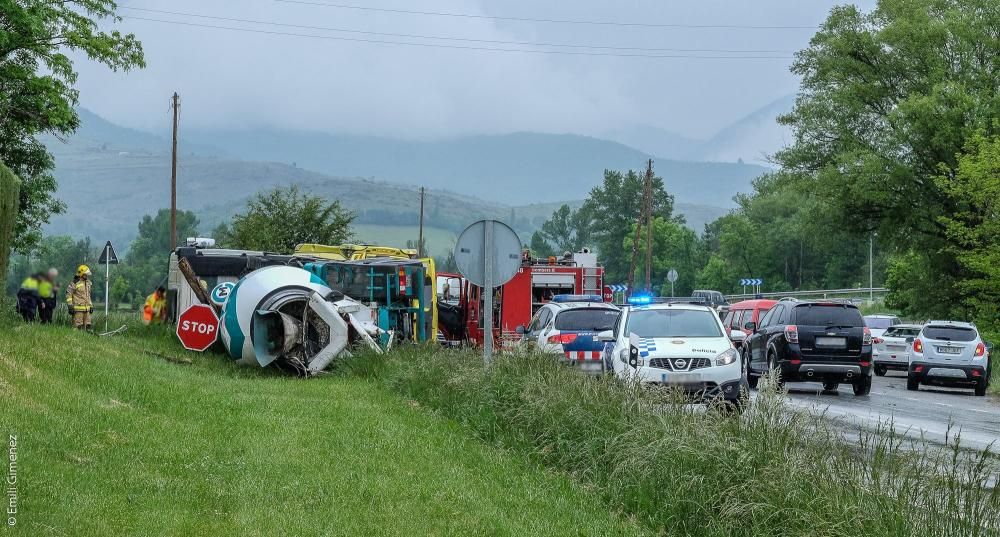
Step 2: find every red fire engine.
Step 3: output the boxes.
[436,249,604,346]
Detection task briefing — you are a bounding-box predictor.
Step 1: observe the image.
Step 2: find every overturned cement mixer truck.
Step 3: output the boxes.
[219,265,386,375]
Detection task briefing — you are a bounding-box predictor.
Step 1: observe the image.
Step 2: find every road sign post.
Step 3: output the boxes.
[176,304,220,352]
[98,241,119,332]
[454,220,521,364]
[667,269,678,297]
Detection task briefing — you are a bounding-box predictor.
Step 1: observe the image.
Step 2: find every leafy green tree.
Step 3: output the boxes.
[0,162,19,290]
[774,0,998,314]
[528,231,555,258]
[934,134,1000,329]
[5,235,93,296]
[624,217,699,296]
[221,186,355,254]
[1,1,145,252]
[531,204,590,255]
[577,169,676,283]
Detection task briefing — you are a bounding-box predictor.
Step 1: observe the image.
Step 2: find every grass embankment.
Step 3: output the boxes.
[0,317,647,536]
[344,348,1000,537]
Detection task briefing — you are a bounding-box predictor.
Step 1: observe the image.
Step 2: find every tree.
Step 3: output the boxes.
[222,186,355,253]
[0,162,18,290]
[624,217,699,296]
[934,134,1000,330]
[1,1,145,252]
[774,0,998,315]
[577,169,677,283]
[530,204,589,256]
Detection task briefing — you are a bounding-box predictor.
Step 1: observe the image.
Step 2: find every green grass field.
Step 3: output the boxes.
[0,321,647,536]
[352,224,456,257]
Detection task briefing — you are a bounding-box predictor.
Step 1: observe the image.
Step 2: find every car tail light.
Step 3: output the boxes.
[872,337,883,345]
[863,327,872,345]
[784,325,799,344]
[398,269,408,295]
[859,361,870,367]
[547,333,578,345]
[914,365,924,373]
[975,342,986,357]
[913,338,923,353]
[972,369,982,377]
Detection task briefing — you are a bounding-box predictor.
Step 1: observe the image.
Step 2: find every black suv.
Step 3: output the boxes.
[742,299,873,395]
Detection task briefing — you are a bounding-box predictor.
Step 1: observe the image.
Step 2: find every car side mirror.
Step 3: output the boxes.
[597,330,615,342]
[744,321,757,332]
[515,325,525,335]
[729,329,746,343]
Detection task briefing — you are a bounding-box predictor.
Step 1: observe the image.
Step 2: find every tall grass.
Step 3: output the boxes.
[342,347,1000,537]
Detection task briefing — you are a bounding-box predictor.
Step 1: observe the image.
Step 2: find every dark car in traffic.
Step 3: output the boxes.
[742,298,873,396]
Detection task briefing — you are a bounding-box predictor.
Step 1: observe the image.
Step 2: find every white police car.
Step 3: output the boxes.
[599,296,748,409]
[519,295,620,374]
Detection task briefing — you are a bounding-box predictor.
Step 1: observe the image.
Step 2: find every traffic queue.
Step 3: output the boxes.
[516,291,993,411]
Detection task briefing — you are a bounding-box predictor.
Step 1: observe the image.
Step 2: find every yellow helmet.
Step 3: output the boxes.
[76,265,92,277]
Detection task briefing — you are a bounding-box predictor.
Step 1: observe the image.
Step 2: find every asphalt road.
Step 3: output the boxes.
[772,372,1000,452]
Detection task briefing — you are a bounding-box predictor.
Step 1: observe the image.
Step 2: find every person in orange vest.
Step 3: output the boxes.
[142,286,167,325]
[66,265,93,330]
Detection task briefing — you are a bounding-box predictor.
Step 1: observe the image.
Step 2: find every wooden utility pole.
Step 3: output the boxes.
[170,92,180,251]
[643,159,654,292]
[626,167,646,296]
[417,187,425,257]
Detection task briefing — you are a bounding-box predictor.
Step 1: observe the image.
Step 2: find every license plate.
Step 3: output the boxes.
[816,336,846,347]
[887,344,907,351]
[937,346,962,355]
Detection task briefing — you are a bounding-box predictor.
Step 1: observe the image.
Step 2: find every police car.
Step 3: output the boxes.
[518,295,620,374]
[599,296,748,409]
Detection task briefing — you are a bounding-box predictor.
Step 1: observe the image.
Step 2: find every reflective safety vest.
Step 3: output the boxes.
[19,276,39,294]
[38,280,54,299]
[142,293,167,324]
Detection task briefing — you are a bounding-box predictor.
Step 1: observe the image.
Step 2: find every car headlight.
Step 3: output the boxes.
[618,348,629,361]
[715,348,738,366]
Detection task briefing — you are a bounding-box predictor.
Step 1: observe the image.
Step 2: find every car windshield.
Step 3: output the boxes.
[884,326,921,338]
[922,326,977,342]
[554,308,619,331]
[794,305,864,327]
[864,316,895,329]
[625,309,722,338]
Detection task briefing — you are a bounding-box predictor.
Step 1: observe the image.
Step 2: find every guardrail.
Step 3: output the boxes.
[726,287,889,302]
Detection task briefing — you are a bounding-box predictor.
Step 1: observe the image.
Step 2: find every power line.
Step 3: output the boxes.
[122,16,796,60]
[273,0,819,30]
[119,6,796,54]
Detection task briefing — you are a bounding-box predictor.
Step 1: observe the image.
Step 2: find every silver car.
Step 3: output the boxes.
[873,323,922,376]
[863,314,901,339]
[907,321,993,396]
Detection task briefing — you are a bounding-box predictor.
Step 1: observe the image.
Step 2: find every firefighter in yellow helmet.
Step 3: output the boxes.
[66,265,94,330]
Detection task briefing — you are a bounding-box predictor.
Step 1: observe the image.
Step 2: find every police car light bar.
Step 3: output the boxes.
[552,294,604,303]
[627,296,708,305]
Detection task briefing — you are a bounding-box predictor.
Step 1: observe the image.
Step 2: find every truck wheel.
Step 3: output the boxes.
[852,375,872,396]
[906,375,919,391]
[874,365,887,376]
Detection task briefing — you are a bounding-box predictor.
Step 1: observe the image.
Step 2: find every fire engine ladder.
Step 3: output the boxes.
[582,268,602,296]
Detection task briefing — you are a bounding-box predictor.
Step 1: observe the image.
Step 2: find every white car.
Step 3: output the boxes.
[908,321,993,396]
[863,314,901,339]
[599,299,747,410]
[519,295,620,374]
[872,323,922,376]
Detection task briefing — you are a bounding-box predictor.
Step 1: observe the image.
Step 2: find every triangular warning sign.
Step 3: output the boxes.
[98,241,119,265]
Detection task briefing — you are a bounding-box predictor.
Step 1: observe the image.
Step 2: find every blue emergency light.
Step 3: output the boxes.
[551,294,604,303]
[627,294,654,305]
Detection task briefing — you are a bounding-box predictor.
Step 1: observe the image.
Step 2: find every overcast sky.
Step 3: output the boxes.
[73,0,873,140]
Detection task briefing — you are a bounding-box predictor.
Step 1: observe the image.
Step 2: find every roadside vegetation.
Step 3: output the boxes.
[0,311,648,537]
[342,347,1000,537]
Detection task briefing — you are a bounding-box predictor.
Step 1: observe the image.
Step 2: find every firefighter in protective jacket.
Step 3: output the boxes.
[67,265,94,330]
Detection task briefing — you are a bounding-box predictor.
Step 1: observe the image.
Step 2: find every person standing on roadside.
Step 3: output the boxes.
[37,268,59,324]
[16,273,42,322]
[66,265,94,331]
[142,286,168,325]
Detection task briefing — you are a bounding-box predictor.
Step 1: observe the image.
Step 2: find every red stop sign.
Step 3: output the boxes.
[176,304,220,352]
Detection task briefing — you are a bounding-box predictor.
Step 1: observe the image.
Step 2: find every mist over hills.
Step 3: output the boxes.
[42,107,781,252]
